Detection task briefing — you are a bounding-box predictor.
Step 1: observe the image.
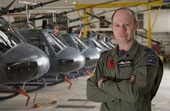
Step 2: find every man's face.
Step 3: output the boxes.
[112,10,138,44]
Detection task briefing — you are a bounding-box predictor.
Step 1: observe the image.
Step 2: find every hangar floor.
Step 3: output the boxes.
[0,62,170,111]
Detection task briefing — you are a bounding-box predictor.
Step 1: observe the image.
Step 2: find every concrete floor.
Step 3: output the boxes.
[0,62,170,111]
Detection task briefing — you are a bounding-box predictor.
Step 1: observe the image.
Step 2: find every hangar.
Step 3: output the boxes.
[0,0,169,111]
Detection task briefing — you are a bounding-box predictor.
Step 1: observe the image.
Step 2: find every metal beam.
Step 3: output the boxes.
[75,0,163,8]
[147,3,152,48]
[83,8,89,38]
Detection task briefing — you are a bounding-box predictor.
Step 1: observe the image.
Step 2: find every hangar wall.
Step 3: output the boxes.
[144,9,170,32]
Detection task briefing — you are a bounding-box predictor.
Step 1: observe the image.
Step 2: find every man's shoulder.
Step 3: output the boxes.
[98,49,116,62]
[144,47,158,57]
[140,45,160,67]
[138,44,158,57]
[100,48,116,57]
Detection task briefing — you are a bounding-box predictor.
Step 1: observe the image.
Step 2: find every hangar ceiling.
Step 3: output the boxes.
[0,0,148,9]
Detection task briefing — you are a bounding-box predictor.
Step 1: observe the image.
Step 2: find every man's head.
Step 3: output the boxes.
[112,8,138,24]
[112,8,138,45]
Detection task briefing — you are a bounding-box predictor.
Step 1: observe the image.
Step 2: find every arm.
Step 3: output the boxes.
[86,77,115,102]
[86,53,116,102]
[102,54,161,103]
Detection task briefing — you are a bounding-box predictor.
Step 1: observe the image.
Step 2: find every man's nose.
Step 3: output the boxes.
[119,25,127,31]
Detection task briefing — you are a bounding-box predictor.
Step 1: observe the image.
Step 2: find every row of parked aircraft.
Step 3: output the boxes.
[0,0,116,106]
[1,0,166,107]
[1,0,166,103]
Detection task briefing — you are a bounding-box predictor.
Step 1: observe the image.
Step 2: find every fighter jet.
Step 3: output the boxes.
[80,33,109,54]
[62,33,100,68]
[0,16,51,103]
[0,17,50,84]
[19,29,85,75]
[1,0,85,75]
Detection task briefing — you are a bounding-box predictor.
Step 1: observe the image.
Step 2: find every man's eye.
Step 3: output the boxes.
[125,24,130,27]
[114,25,119,27]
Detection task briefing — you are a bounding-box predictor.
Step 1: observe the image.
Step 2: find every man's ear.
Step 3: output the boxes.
[134,21,139,35]
[135,21,139,30]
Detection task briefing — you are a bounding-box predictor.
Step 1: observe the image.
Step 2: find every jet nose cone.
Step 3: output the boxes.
[33,54,50,79]
[56,47,85,74]
[3,43,50,82]
[83,47,100,68]
[24,44,50,80]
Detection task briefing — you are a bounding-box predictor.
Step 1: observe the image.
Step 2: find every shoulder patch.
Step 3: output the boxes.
[144,48,158,67]
[144,48,157,57]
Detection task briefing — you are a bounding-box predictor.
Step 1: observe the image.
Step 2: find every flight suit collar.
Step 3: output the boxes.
[126,40,140,58]
[114,40,140,60]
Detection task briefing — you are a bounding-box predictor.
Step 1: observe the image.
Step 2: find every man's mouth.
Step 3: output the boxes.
[120,35,128,37]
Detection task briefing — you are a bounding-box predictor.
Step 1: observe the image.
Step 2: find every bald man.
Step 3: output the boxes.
[86,8,163,111]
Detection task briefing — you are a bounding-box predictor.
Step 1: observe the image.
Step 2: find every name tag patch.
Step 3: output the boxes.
[118,60,133,67]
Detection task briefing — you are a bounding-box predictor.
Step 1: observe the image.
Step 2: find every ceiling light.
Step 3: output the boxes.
[73,0,76,4]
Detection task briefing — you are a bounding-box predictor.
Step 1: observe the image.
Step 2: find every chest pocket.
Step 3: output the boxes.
[118,60,134,79]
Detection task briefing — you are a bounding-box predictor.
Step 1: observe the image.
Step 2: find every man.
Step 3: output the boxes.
[86,7,163,111]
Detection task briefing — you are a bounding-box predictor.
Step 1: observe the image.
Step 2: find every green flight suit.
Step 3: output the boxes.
[86,41,163,111]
